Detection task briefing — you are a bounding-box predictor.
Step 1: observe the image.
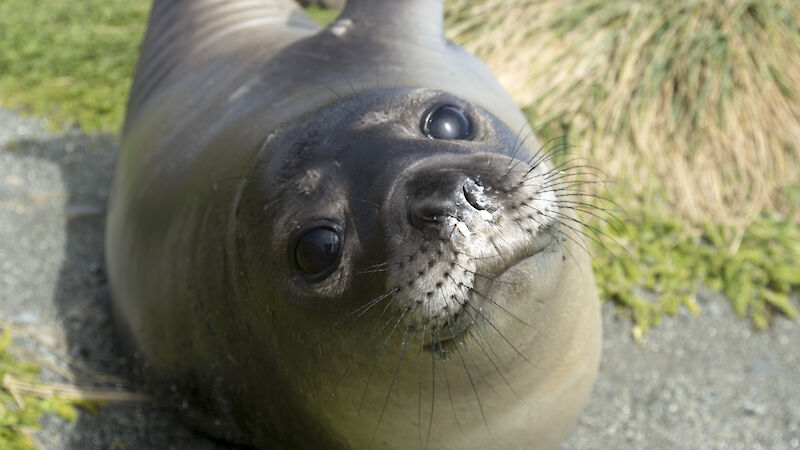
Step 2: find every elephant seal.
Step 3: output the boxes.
[105,0,602,448]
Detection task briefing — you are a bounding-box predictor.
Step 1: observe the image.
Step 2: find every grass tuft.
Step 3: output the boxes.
[446,0,800,226]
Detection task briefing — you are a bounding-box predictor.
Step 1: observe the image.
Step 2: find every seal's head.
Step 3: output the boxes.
[228,88,601,449]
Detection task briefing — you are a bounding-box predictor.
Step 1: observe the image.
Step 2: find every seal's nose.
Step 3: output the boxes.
[408,172,483,230]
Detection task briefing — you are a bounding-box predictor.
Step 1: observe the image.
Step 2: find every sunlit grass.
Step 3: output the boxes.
[447,0,800,226]
[0,0,150,131]
[589,188,800,338]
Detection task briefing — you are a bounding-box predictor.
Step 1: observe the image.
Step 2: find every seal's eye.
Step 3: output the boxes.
[295,227,341,277]
[422,105,472,140]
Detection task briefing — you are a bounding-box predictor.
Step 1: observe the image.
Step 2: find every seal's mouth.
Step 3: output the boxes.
[423,227,557,349]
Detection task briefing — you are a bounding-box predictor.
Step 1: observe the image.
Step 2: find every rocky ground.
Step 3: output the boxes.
[1,107,798,449]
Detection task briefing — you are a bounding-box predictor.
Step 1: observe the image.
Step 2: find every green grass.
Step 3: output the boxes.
[1,330,78,449]
[588,191,800,340]
[0,2,341,132]
[0,1,150,131]
[305,5,341,25]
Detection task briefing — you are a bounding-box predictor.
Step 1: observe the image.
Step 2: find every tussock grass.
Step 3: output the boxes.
[446,0,800,225]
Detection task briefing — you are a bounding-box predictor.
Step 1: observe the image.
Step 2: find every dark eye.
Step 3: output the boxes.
[422,105,472,140]
[295,228,341,277]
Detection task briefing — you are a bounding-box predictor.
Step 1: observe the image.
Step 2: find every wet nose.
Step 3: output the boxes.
[408,172,485,230]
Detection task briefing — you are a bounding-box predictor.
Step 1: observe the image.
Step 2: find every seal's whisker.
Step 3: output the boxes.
[466,328,526,406]
[511,214,571,269]
[309,289,396,351]
[330,288,398,331]
[535,176,604,193]
[424,320,437,450]
[525,134,566,167]
[556,200,625,234]
[370,305,416,442]
[507,122,532,168]
[452,262,508,285]
[462,301,539,371]
[537,168,606,185]
[434,323,463,435]
[538,178,606,192]
[552,223,594,274]
[449,332,491,436]
[539,139,577,160]
[527,211,593,257]
[342,74,358,98]
[550,208,631,265]
[522,131,562,164]
[448,259,519,289]
[209,175,248,186]
[450,250,502,264]
[417,299,430,449]
[371,287,405,330]
[316,81,358,115]
[355,255,410,274]
[528,162,601,185]
[469,314,511,373]
[360,307,408,417]
[546,208,622,256]
[503,124,545,178]
[523,155,600,178]
[461,328,501,398]
[522,142,575,177]
[345,196,382,208]
[555,188,618,200]
[327,306,402,401]
[458,280,535,328]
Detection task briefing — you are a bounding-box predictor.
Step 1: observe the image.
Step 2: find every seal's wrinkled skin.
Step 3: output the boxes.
[106,1,602,448]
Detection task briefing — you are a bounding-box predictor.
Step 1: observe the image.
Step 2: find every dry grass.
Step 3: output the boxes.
[446,0,800,225]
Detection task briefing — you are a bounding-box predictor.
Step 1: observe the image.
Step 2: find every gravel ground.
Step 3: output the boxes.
[1,107,798,449]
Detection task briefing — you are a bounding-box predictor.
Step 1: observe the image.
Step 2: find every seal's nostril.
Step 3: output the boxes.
[408,174,486,230]
[463,179,486,211]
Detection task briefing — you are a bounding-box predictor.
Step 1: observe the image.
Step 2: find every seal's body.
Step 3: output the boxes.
[106,1,602,448]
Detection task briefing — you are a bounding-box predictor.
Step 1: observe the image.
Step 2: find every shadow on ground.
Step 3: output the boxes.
[1,131,225,448]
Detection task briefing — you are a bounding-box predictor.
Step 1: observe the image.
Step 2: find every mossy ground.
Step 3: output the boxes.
[1,0,798,444]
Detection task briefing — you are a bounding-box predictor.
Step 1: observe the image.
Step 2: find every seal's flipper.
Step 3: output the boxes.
[125,0,318,132]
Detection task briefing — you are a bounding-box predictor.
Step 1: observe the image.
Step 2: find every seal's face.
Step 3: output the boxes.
[232,88,598,448]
